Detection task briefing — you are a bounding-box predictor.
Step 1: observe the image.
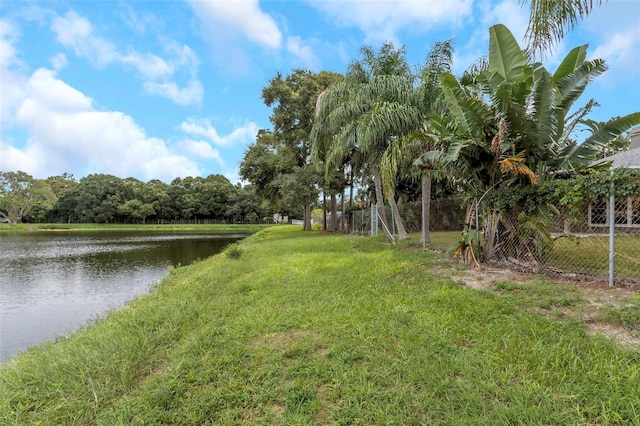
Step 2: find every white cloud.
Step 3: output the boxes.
[164,41,200,76]
[179,139,225,165]
[187,0,282,49]
[0,20,27,125]
[119,51,173,80]
[50,10,202,105]
[143,80,203,105]
[0,20,19,66]
[477,0,529,45]
[51,52,67,70]
[51,11,172,78]
[179,118,259,148]
[309,0,473,42]
[287,36,320,70]
[51,11,120,68]
[591,27,640,73]
[142,155,202,182]
[0,140,39,175]
[2,65,201,181]
[118,3,150,33]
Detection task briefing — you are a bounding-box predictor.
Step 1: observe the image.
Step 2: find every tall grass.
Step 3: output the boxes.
[1,226,638,424]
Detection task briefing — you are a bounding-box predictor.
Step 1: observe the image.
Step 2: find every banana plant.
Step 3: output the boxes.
[415,24,640,262]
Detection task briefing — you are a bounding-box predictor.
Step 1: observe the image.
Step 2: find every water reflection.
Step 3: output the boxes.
[0,231,242,361]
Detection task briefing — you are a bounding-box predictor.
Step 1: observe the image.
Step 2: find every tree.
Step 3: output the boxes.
[70,174,130,223]
[240,129,296,217]
[523,0,605,55]
[405,39,455,245]
[312,44,423,240]
[118,199,155,223]
[225,185,264,223]
[0,171,56,224]
[242,69,342,230]
[415,24,640,262]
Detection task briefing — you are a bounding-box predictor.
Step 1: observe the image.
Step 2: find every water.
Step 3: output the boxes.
[0,231,243,361]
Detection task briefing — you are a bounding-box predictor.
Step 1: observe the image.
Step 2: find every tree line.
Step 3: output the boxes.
[0,171,267,224]
[238,19,639,263]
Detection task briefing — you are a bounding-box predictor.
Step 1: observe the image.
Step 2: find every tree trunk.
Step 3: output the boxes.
[322,193,327,230]
[421,174,431,246]
[373,172,392,239]
[349,170,354,234]
[303,203,312,231]
[341,190,346,232]
[482,208,501,262]
[388,191,408,240]
[330,193,337,232]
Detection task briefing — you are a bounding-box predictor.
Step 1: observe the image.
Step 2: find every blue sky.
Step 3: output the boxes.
[1,0,638,183]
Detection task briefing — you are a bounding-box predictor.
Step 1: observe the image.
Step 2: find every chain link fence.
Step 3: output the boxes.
[349,197,465,237]
[476,195,640,285]
[350,193,639,285]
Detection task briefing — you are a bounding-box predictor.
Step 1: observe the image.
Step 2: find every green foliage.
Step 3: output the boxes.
[0,171,56,224]
[543,168,640,218]
[415,24,639,264]
[224,243,243,260]
[4,171,264,224]
[242,70,342,230]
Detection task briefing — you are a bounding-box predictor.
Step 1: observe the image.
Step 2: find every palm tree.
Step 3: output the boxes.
[408,39,455,246]
[312,44,423,240]
[523,0,605,55]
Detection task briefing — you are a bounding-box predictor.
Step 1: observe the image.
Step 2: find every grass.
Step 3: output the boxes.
[550,235,640,281]
[413,230,640,282]
[1,226,639,425]
[408,230,460,251]
[0,222,273,234]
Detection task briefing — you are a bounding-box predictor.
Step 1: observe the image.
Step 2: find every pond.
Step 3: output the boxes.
[0,231,244,362]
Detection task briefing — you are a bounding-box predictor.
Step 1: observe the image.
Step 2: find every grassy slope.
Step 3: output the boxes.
[1,226,638,425]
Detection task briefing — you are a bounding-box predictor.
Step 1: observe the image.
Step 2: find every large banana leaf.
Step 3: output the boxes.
[529,69,559,149]
[581,112,640,149]
[552,44,588,82]
[488,24,527,86]
[556,59,607,111]
[440,72,493,137]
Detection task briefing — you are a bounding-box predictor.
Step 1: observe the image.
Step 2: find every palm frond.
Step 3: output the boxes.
[523,0,604,55]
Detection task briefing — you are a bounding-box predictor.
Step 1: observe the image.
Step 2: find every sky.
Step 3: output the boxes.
[1,0,639,184]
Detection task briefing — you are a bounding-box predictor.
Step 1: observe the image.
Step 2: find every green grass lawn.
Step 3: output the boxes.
[1,226,639,425]
[0,222,273,234]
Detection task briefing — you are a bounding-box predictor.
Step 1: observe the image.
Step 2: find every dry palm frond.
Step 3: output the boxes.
[499,155,539,185]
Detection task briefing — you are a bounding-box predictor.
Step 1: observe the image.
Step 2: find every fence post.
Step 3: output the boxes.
[609,170,615,287]
[391,203,395,237]
[371,205,378,236]
[475,197,480,247]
